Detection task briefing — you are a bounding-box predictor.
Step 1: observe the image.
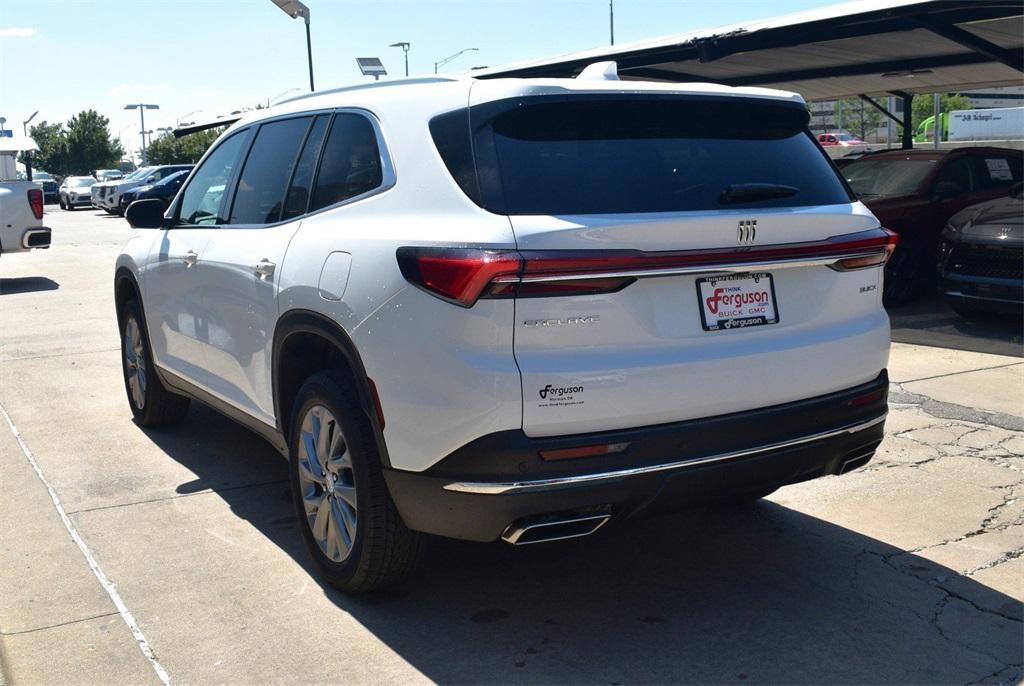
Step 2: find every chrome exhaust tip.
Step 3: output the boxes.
[501,513,611,545]
[839,449,875,474]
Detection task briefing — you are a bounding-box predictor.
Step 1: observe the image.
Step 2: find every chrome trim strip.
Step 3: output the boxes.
[490,251,883,283]
[943,290,1022,305]
[444,413,887,495]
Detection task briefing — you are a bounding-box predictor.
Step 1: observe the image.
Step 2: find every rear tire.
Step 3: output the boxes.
[288,370,424,593]
[883,239,921,307]
[120,298,190,426]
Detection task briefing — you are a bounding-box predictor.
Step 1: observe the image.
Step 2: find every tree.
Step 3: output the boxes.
[25,110,122,177]
[833,97,883,141]
[146,127,224,165]
[912,93,973,127]
[25,121,66,174]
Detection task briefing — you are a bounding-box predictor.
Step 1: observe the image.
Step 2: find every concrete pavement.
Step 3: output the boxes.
[1,207,1021,684]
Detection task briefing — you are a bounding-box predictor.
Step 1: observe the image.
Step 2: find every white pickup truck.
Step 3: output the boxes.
[0,138,51,256]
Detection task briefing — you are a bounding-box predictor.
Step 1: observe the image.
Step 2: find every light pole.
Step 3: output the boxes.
[270,0,314,92]
[434,47,478,74]
[609,0,615,45]
[124,104,159,165]
[22,110,38,137]
[389,42,410,77]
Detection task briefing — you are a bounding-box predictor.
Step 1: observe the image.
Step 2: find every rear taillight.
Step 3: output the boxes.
[28,188,43,220]
[397,228,898,307]
[829,228,899,271]
[396,247,520,307]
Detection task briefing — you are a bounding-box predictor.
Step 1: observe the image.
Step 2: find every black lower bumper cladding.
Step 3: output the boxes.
[385,371,889,542]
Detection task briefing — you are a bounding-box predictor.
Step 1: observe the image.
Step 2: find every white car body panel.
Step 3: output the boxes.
[118,75,891,476]
[0,180,47,254]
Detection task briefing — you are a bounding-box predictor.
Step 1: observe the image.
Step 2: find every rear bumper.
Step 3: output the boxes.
[941,276,1023,312]
[22,227,51,249]
[385,371,888,542]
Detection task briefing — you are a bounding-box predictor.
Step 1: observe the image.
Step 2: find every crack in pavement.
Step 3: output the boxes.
[889,384,1024,432]
[0,611,120,636]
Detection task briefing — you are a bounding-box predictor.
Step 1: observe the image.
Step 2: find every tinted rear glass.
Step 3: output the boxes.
[432,96,852,215]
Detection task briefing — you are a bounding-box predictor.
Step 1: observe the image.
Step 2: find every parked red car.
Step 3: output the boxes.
[818,132,866,146]
[841,147,1024,304]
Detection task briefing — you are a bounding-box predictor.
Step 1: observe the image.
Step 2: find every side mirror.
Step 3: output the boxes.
[932,181,961,202]
[125,199,166,229]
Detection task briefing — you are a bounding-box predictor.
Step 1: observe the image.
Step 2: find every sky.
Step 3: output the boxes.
[0,0,836,158]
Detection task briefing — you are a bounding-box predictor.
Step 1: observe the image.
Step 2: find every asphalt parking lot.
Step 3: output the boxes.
[1,207,1022,685]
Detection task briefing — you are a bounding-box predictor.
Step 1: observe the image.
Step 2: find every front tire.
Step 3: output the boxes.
[59,196,66,210]
[289,370,424,593]
[120,298,190,426]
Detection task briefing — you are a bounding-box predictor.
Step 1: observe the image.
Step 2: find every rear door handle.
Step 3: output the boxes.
[180,250,198,268]
[252,258,276,279]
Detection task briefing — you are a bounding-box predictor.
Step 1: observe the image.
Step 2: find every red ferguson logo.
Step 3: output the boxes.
[705,287,769,315]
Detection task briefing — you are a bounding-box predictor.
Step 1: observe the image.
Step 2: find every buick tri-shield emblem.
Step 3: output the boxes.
[737,219,757,245]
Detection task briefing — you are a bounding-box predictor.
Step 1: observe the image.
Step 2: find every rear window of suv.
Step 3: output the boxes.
[431,95,853,215]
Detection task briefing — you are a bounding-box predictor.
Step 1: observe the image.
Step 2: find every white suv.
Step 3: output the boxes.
[115,67,894,593]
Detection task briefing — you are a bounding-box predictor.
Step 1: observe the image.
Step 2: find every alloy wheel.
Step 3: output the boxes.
[297,405,358,562]
[123,316,147,409]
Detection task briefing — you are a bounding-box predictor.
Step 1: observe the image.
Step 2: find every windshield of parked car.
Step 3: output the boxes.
[154,170,188,187]
[33,172,52,180]
[70,177,96,187]
[122,167,153,182]
[843,158,936,198]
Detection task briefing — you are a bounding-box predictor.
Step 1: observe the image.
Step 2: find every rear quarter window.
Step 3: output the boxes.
[432,95,854,215]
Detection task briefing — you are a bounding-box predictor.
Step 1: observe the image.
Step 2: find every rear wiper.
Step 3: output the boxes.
[718,183,799,205]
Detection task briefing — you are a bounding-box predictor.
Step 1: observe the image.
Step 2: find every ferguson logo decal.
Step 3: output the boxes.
[704,287,770,315]
[539,384,583,399]
[523,315,600,327]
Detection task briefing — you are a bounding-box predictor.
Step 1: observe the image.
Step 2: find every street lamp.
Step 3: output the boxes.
[270,0,314,92]
[389,42,410,77]
[434,47,478,74]
[124,104,159,165]
[22,111,38,137]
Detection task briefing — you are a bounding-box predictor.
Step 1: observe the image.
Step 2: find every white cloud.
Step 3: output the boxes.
[0,27,38,38]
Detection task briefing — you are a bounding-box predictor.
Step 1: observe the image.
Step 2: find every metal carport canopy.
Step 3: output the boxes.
[474,0,1023,101]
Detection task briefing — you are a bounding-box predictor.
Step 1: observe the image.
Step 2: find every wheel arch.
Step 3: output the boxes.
[273,310,390,467]
[113,267,141,330]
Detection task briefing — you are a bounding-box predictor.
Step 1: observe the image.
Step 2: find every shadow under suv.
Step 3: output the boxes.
[116,66,894,593]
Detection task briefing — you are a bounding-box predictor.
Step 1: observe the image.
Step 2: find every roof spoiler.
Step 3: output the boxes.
[173,115,242,138]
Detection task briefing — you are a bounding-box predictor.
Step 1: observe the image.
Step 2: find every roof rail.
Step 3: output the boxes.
[277,76,460,106]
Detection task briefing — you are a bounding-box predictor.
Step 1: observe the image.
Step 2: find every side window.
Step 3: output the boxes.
[933,157,975,194]
[229,117,312,225]
[310,113,383,212]
[281,115,330,221]
[178,132,249,225]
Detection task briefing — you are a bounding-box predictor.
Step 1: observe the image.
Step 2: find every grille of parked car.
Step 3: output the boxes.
[948,244,1023,280]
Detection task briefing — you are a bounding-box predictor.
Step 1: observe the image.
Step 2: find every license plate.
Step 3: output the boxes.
[696,272,779,332]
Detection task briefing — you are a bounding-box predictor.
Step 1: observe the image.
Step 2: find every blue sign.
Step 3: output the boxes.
[0,130,12,137]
